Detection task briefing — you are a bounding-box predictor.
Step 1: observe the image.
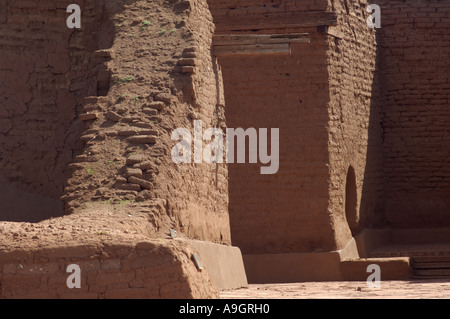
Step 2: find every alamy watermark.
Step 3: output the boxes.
[66,3,381,30]
[171,120,280,175]
[366,264,381,288]
[66,4,81,29]
[66,264,81,289]
[367,4,381,29]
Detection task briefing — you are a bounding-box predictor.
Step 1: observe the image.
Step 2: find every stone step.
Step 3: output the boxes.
[369,243,450,258]
[413,262,450,269]
[411,256,450,279]
[413,269,450,277]
[412,256,450,263]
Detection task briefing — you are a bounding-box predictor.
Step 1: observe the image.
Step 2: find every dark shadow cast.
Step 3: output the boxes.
[0,0,122,222]
[358,22,386,233]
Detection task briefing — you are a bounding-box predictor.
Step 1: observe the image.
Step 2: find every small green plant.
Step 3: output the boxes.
[86,167,94,176]
[113,75,134,84]
[143,20,152,26]
[159,28,167,35]
[135,96,140,101]
[118,199,136,205]
[169,28,176,35]
[94,230,109,235]
[107,160,119,167]
[116,94,126,103]
[141,26,147,31]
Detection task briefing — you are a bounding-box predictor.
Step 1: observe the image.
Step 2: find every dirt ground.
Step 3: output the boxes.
[220,280,450,299]
[0,202,179,254]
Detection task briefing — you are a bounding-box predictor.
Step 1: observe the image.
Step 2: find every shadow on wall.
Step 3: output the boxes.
[345,166,358,236]
[0,0,117,222]
[0,182,64,222]
[358,23,385,231]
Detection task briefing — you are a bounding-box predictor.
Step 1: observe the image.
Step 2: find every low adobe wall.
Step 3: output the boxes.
[243,239,411,283]
[0,238,218,299]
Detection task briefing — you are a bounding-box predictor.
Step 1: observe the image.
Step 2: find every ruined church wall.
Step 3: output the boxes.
[0,0,231,244]
[0,239,218,299]
[377,0,450,228]
[325,0,385,249]
[0,0,111,221]
[209,0,337,254]
[154,0,231,244]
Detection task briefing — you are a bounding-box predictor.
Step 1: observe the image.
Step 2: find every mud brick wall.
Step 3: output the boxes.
[0,0,230,242]
[156,0,231,244]
[55,0,231,244]
[0,240,218,299]
[326,0,385,249]
[209,0,341,254]
[217,34,334,254]
[0,0,111,221]
[377,0,450,228]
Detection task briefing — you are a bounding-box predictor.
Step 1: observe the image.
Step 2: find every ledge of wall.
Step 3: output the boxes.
[0,238,220,299]
[185,239,248,290]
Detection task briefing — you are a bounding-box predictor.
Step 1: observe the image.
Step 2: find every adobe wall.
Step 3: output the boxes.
[218,37,334,255]
[377,0,450,228]
[0,0,112,221]
[59,0,231,244]
[208,0,390,255]
[0,0,231,243]
[209,0,338,254]
[0,237,218,299]
[326,0,385,250]
[159,0,231,244]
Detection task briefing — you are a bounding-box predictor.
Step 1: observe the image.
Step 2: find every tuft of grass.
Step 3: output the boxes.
[94,230,109,235]
[107,160,119,166]
[113,75,134,84]
[116,94,126,103]
[143,20,152,26]
[169,28,176,35]
[159,28,167,35]
[86,167,94,176]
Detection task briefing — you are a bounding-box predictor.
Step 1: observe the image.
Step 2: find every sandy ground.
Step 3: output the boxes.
[220,280,450,299]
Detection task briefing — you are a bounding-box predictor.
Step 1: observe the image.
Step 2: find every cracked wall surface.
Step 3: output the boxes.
[0,0,112,221]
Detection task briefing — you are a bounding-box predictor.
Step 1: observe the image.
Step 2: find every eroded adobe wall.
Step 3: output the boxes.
[0,0,112,221]
[158,0,230,243]
[209,0,338,254]
[0,238,218,299]
[59,0,231,244]
[378,0,450,228]
[326,0,384,249]
[0,0,230,241]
